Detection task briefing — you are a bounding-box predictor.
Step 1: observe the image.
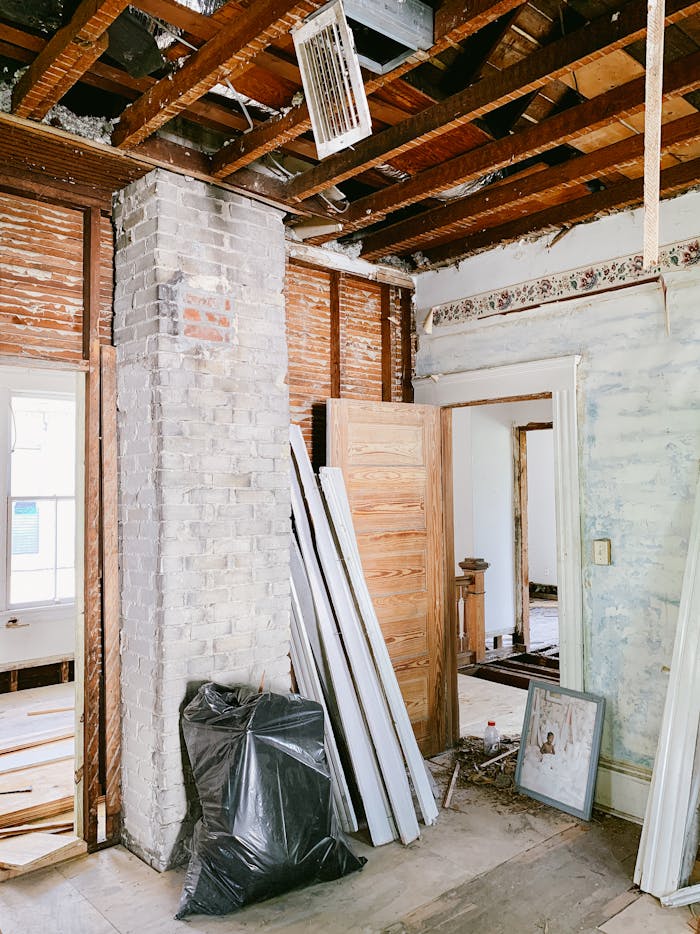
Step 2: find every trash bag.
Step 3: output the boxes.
[176,684,366,918]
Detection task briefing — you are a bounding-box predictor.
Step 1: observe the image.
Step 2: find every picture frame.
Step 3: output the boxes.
[515,680,605,820]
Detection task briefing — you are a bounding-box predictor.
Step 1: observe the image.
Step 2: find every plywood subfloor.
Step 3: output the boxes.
[0,684,75,756]
[0,832,82,870]
[0,684,76,880]
[0,760,74,829]
[0,781,692,933]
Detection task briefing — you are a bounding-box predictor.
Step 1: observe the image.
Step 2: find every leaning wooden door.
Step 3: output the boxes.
[327,398,448,756]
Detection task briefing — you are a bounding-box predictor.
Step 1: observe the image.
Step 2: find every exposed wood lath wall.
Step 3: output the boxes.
[0,192,114,362]
[286,260,414,467]
[339,278,383,401]
[0,185,119,851]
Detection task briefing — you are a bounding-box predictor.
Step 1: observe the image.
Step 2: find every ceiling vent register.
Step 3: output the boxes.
[292,0,372,159]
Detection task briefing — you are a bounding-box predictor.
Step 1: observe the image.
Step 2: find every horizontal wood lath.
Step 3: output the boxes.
[286,262,332,456]
[285,261,413,463]
[0,192,113,362]
[340,278,383,402]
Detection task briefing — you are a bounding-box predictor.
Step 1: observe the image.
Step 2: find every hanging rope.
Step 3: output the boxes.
[643,0,666,270]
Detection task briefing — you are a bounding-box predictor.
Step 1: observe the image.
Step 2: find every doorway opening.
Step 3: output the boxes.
[514,421,559,657]
[415,354,583,750]
[449,397,559,740]
[0,364,84,871]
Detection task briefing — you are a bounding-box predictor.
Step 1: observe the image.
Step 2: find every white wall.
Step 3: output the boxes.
[453,399,552,635]
[527,428,557,586]
[416,187,700,781]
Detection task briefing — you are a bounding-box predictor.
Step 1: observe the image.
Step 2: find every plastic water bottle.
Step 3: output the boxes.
[484,721,500,756]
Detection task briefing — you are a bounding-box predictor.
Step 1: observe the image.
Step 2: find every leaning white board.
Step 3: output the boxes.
[320,466,439,827]
[291,425,420,845]
[290,463,395,846]
[635,470,700,897]
[290,568,358,833]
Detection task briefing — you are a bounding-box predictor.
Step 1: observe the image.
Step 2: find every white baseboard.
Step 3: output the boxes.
[595,757,652,824]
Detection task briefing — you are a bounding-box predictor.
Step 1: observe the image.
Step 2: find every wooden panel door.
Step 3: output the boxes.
[327,398,448,756]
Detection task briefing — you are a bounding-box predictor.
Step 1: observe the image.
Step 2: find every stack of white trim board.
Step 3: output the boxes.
[289,425,439,845]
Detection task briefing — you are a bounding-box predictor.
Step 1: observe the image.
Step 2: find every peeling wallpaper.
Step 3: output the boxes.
[416,213,700,773]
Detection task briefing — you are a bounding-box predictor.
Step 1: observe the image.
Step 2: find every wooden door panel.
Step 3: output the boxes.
[345,470,426,532]
[347,423,424,466]
[360,555,426,597]
[328,398,446,756]
[378,618,428,661]
[358,530,428,556]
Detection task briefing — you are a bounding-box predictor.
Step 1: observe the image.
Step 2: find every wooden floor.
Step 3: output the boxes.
[458,673,527,738]
[0,771,692,933]
[0,683,80,878]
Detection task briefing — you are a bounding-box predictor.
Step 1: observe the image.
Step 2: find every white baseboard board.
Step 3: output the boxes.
[595,757,652,824]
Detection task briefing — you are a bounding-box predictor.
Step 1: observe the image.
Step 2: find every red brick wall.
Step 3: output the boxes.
[285,259,413,464]
[0,192,113,362]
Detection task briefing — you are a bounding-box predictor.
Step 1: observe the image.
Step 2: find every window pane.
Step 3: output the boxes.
[56,499,75,601]
[10,499,57,604]
[11,396,76,498]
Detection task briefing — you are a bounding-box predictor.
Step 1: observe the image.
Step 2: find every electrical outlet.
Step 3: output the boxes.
[593,539,612,565]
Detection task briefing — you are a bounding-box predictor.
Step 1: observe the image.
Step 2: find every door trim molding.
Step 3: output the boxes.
[414,355,584,691]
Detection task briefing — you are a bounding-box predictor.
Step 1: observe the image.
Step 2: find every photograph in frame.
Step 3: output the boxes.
[515,680,605,820]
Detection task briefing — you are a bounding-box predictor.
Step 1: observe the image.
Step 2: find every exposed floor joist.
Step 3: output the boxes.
[319,49,700,249]
[111,0,320,149]
[364,109,700,260]
[284,0,700,203]
[422,152,700,267]
[11,0,130,119]
[211,0,524,179]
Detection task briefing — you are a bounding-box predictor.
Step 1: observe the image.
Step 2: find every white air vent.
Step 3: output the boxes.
[292,0,372,160]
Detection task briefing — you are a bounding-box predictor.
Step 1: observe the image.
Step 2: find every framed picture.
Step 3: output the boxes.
[515,680,605,820]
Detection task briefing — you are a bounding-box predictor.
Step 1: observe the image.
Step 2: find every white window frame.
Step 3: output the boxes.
[0,367,78,624]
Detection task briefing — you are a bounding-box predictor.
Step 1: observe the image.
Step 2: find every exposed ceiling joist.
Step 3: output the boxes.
[422,153,700,267]
[309,48,700,246]
[362,109,700,259]
[284,0,700,202]
[11,0,130,119]
[434,0,525,41]
[210,0,525,180]
[0,21,324,166]
[111,0,320,149]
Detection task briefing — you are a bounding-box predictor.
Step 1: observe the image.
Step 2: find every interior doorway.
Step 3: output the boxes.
[449,398,560,740]
[414,354,583,748]
[513,421,559,656]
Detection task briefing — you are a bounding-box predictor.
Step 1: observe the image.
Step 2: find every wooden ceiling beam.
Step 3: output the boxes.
[111,0,319,149]
[311,47,700,244]
[285,0,700,202]
[435,0,525,41]
[356,52,700,251]
[421,153,700,267]
[362,109,700,259]
[0,22,325,165]
[210,0,524,179]
[11,0,130,119]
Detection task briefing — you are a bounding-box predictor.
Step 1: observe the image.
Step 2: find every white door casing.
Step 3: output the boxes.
[414,355,584,691]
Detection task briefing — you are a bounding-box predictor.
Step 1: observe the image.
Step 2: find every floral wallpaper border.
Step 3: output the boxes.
[431,238,700,327]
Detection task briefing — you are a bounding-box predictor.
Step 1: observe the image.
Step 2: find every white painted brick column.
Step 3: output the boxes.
[112,169,291,870]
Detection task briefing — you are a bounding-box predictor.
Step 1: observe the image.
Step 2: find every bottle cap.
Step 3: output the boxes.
[487,720,495,726]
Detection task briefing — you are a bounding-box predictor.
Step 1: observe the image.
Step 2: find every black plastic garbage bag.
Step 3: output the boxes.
[176,683,366,918]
